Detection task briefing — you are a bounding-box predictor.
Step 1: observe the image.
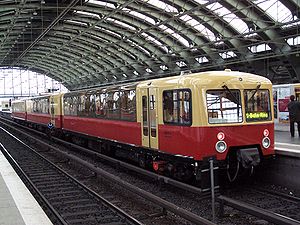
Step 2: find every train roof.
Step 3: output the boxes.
[137,70,272,88]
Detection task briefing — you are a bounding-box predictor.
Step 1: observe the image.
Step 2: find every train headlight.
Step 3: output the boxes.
[262,137,270,149]
[215,141,227,153]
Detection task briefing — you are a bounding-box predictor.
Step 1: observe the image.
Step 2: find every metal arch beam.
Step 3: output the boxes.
[29,22,149,81]
[54,21,164,74]
[74,3,219,63]
[24,50,89,82]
[70,6,183,70]
[225,0,299,80]
[108,1,223,62]
[40,35,131,80]
[281,0,300,17]
[52,22,168,67]
[11,0,81,66]
[169,0,253,59]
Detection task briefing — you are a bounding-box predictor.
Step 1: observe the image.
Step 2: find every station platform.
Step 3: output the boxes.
[275,122,300,157]
[0,149,53,225]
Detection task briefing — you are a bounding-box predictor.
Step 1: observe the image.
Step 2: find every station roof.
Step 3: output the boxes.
[0,0,299,90]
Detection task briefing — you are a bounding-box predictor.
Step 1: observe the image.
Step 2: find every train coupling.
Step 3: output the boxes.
[237,147,260,169]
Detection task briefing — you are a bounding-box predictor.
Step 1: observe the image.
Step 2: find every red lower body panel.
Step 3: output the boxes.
[12,112,26,120]
[63,116,141,145]
[27,113,62,129]
[158,123,274,161]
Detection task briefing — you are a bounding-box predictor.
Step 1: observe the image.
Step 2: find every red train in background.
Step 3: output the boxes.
[11,70,275,187]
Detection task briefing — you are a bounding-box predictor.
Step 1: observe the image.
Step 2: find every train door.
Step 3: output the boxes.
[141,87,159,149]
[49,96,55,127]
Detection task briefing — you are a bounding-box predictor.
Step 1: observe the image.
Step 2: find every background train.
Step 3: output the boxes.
[11,70,275,187]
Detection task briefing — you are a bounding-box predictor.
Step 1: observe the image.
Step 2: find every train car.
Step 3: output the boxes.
[11,100,27,122]
[0,100,12,118]
[26,94,63,129]
[60,69,274,185]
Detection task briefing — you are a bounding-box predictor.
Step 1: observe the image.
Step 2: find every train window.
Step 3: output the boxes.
[150,95,156,137]
[244,89,271,122]
[106,91,120,119]
[207,90,242,124]
[120,90,136,121]
[163,89,192,125]
[142,96,148,136]
[95,92,107,118]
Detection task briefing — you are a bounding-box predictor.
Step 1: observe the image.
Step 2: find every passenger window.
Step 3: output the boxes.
[120,90,136,121]
[163,89,192,125]
[142,96,148,136]
[150,95,156,137]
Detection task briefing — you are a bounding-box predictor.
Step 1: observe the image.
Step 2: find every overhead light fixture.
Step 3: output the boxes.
[41,0,45,4]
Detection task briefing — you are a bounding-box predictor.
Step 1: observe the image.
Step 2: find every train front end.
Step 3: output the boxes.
[197,71,275,182]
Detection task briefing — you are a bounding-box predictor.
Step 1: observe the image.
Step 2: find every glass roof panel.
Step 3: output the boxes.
[95,26,122,38]
[248,43,271,53]
[106,18,136,30]
[253,0,295,23]
[126,39,151,56]
[159,24,190,47]
[219,51,237,59]
[193,0,210,4]
[143,0,179,13]
[179,14,217,42]
[195,56,209,63]
[87,0,116,9]
[65,20,88,26]
[286,36,300,46]
[75,10,101,19]
[122,8,156,25]
[206,2,249,34]
[141,32,169,53]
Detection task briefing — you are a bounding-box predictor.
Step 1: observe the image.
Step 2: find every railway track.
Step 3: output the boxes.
[0,127,142,225]
[0,118,216,225]
[6,115,300,224]
[219,186,300,225]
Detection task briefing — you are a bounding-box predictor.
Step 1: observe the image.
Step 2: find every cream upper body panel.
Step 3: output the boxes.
[136,70,273,126]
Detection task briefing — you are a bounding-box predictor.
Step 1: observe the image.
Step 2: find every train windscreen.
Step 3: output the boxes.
[244,89,271,122]
[206,90,242,124]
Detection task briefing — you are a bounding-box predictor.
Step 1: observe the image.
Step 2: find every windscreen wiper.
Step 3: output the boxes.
[248,82,261,102]
[222,84,240,105]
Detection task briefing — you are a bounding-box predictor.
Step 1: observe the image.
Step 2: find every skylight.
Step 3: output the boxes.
[160,65,168,70]
[64,20,87,26]
[176,61,187,67]
[195,56,209,64]
[106,18,136,31]
[95,26,122,38]
[141,32,169,53]
[287,36,300,46]
[248,44,271,53]
[219,51,237,59]
[122,8,156,25]
[159,24,190,47]
[253,0,295,24]
[75,10,101,19]
[206,2,249,34]
[143,0,179,13]
[87,0,116,9]
[180,14,217,42]
[126,39,151,56]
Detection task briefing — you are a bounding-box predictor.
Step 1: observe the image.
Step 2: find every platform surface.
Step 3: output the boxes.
[275,122,300,156]
[0,147,53,225]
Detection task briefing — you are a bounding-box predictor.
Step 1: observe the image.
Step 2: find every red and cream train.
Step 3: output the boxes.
[11,70,275,186]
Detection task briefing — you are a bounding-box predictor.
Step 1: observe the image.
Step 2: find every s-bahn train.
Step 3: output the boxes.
[11,70,275,186]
